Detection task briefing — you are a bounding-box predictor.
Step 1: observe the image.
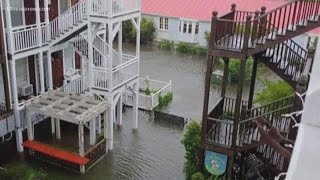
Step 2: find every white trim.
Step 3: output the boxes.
[159,16,169,31]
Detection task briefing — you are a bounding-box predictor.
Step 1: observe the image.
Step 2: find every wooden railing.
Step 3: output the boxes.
[85,139,106,170]
[263,39,308,83]
[213,0,320,52]
[206,95,294,147]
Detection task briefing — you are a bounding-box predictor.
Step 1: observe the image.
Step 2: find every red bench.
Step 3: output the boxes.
[22,140,89,165]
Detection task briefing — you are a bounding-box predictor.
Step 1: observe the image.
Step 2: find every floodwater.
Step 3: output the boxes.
[1,43,278,180]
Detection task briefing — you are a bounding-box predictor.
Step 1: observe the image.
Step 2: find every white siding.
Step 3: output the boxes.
[0,64,4,101]
[198,21,211,46]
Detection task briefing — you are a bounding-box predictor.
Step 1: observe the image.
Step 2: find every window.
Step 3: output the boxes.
[11,0,24,27]
[159,17,169,30]
[195,23,199,34]
[183,22,187,33]
[188,23,192,34]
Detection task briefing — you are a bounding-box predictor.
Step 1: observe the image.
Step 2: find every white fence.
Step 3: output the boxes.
[124,77,172,111]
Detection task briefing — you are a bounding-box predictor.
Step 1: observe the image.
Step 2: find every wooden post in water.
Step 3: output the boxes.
[221,58,229,98]
[199,11,218,171]
[248,54,259,109]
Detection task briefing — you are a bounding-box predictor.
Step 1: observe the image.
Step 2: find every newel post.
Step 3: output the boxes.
[251,11,260,46]
[208,11,218,54]
[242,15,252,52]
[258,6,267,38]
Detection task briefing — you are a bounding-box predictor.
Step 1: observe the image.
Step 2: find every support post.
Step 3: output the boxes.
[78,124,85,173]
[117,94,123,126]
[87,22,93,89]
[118,22,123,64]
[44,0,49,40]
[108,105,114,150]
[90,118,96,146]
[108,23,113,90]
[2,59,11,110]
[221,58,229,97]
[4,0,14,54]
[103,110,108,152]
[10,60,23,152]
[97,115,102,134]
[47,50,53,90]
[199,11,218,171]
[51,118,55,134]
[26,110,34,140]
[56,119,61,139]
[132,82,139,129]
[136,17,141,73]
[248,56,258,109]
[39,53,45,94]
[35,0,42,46]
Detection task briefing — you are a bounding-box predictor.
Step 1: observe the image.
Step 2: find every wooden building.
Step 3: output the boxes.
[201,1,318,179]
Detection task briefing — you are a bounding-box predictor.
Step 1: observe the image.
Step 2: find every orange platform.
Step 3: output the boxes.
[22,140,89,165]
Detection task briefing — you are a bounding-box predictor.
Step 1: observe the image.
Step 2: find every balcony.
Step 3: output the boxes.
[90,0,141,18]
[92,54,139,91]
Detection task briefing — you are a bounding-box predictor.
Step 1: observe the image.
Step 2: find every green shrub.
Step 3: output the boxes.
[0,163,47,180]
[158,40,175,51]
[176,42,192,54]
[255,80,294,105]
[190,46,207,56]
[158,92,173,108]
[182,121,201,180]
[228,57,253,83]
[191,172,205,180]
[123,18,156,43]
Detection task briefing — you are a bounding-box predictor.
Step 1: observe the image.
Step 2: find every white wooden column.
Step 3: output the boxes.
[117,94,123,126]
[78,124,85,173]
[10,59,24,152]
[87,22,93,90]
[89,118,96,146]
[51,118,55,134]
[47,50,53,90]
[35,0,42,46]
[44,0,50,40]
[118,22,123,64]
[136,17,141,66]
[56,119,61,139]
[4,0,14,54]
[26,110,34,141]
[38,53,45,94]
[97,115,102,134]
[103,110,108,153]
[132,81,139,129]
[108,23,114,90]
[108,105,114,150]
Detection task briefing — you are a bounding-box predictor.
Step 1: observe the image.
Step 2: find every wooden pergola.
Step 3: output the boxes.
[25,90,109,172]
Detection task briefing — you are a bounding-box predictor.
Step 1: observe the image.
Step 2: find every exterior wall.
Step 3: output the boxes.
[198,21,211,46]
[52,51,64,88]
[143,14,211,46]
[143,14,180,42]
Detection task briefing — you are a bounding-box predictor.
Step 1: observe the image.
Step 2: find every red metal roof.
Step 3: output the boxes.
[142,0,286,21]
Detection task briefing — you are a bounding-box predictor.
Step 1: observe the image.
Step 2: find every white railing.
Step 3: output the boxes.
[61,76,89,95]
[92,67,109,90]
[50,0,87,39]
[91,0,140,17]
[112,56,139,89]
[12,24,40,53]
[124,77,172,111]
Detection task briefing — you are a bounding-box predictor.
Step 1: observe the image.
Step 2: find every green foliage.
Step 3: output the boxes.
[158,40,175,51]
[175,42,207,56]
[158,92,173,108]
[24,168,47,180]
[0,163,47,180]
[228,57,253,83]
[123,18,156,43]
[176,42,192,53]
[204,31,211,46]
[254,80,294,105]
[182,121,201,180]
[190,46,207,56]
[191,172,205,180]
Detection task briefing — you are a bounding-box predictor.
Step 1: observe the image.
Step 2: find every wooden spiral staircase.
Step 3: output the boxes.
[202,0,318,179]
